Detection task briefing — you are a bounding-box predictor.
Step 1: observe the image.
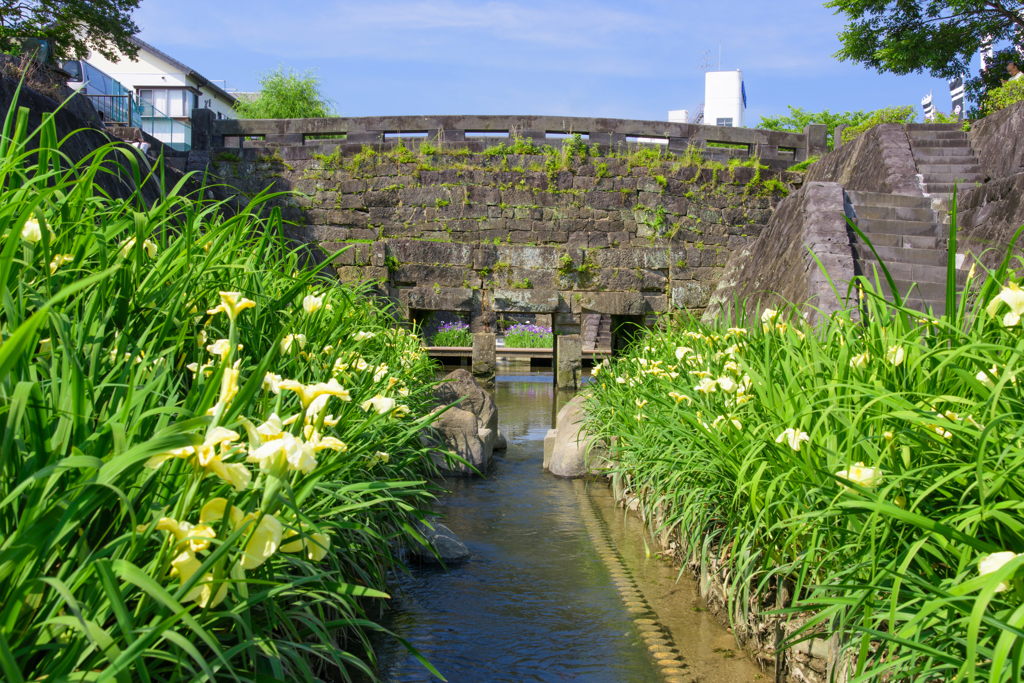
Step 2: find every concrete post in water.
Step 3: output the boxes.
[472,332,496,387]
[556,334,582,391]
[833,124,848,150]
[803,123,828,159]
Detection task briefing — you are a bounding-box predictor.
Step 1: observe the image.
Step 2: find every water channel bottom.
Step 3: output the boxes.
[373,371,760,683]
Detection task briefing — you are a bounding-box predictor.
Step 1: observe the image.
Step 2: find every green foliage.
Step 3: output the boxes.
[0,98,446,681]
[842,105,917,143]
[787,155,820,173]
[0,0,140,62]
[214,150,242,163]
[968,48,1024,118]
[757,105,872,150]
[587,204,1024,682]
[233,66,336,120]
[482,134,546,157]
[984,78,1024,113]
[826,0,1020,82]
[509,277,532,289]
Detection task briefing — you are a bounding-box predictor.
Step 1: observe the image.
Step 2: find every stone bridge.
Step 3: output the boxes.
[192,113,824,377]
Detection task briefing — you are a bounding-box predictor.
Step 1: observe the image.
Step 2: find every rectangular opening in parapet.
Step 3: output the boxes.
[384,131,428,139]
[627,136,668,145]
[778,147,796,160]
[706,141,751,154]
[546,132,590,140]
[465,131,509,138]
[304,132,346,142]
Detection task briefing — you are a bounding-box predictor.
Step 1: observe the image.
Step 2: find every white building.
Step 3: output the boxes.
[85,36,238,123]
[704,70,746,127]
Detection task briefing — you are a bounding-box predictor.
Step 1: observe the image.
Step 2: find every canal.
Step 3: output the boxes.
[374,369,761,682]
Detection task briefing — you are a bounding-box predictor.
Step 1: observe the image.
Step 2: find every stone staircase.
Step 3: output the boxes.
[842,123,981,314]
[907,123,984,198]
[844,191,950,313]
[582,314,612,352]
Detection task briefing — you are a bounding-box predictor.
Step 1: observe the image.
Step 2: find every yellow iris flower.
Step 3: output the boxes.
[207,291,256,322]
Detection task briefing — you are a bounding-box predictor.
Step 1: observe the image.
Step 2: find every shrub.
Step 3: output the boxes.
[234,65,336,119]
[432,320,473,347]
[841,105,917,143]
[787,154,819,172]
[503,324,553,348]
[984,78,1024,113]
[586,213,1024,681]
[0,96,445,681]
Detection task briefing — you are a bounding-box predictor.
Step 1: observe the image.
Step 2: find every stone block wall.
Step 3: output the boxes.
[212,149,801,332]
[959,100,1024,272]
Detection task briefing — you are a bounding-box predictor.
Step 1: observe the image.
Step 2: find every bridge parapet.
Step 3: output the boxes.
[203,114,821,169]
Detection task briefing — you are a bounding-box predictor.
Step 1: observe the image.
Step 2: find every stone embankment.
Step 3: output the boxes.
[209,141,800,329]
[547,394,843,683]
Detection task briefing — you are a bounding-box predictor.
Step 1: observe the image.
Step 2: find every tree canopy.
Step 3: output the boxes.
[757,106,874,149]
[233,67,337,120]
[827,0,1023,81]
[0,0,141,62]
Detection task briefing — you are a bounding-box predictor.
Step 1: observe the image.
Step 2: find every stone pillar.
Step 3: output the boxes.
[556,334,582,391]
[191,108,214,151]
[803,123,828,159]
[472,332,496,387]
[833,124,847,149]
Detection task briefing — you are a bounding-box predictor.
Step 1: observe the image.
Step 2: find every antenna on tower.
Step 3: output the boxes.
[697,50,719,72]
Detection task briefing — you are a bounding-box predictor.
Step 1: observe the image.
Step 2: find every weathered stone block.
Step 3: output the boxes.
[472,333,496,387]
[403,287,477,311]
[492,289,560,312]
[673,281,715,308]
[556,334,583,391]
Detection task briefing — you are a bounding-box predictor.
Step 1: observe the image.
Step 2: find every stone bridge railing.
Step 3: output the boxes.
[195,113,826,168]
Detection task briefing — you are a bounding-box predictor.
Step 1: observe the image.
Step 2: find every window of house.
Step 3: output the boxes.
[716,118,734,127]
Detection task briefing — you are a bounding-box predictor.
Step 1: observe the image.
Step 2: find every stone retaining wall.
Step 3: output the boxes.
[958,100,1024,272]
[211,149,802,330]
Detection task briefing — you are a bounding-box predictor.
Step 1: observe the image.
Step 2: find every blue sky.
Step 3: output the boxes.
[133,0,980,125]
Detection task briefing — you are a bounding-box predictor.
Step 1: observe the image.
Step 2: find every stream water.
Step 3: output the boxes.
[374,369,762,683]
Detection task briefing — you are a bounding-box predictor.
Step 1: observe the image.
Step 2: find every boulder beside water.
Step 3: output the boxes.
[409,521,471,565]
[423,369,499,475]
[547,395,609,478]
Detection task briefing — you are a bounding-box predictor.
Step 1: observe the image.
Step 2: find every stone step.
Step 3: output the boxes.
[852,218,940,236]
[854,259,949,285]
[850,231,940,249]
[844,191,932,209]
[924,182,971,194]
[913,147,975,157]
[909,137,971,148]
[921,172,985,184]
[907,130,967,141]
[851,244,947,267]
[914,155,980,166]
[905,123,963,133]
[851,205,934,222]
[917,163,982,175]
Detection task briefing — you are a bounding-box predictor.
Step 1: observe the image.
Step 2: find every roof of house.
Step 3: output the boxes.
[128,36,236,104]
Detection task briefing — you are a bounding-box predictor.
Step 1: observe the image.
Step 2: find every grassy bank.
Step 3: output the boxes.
[586,238,1024,680]
[0,96,446,681]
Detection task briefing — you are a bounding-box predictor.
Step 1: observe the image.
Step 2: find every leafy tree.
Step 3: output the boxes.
[0,0,140,62]
[828,0,1024,111]
[757,106,873,149]
[233,66,337,120]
